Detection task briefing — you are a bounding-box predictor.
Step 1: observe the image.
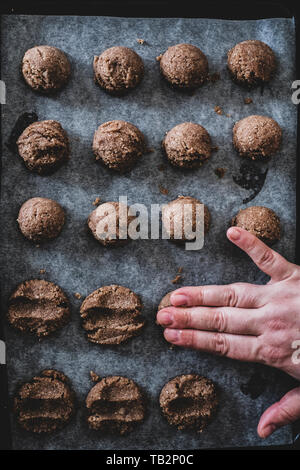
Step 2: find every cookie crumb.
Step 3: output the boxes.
[147,147,154,153]
[212,146,219,152]
[177,266,183,274]
[214,105,223,115]
[137,38,145,45]
[90,370,100,383]
[244,97,253,105]
[209,72,220,83]
[214,167,227,179]
[92,197,101,206]
[158,164,166,172]
[171,274,182,284]
[226,113,232,118]
[159,185,169,195]
[156,54,163,62]
[74,292,82,300]
[39,269,46,275]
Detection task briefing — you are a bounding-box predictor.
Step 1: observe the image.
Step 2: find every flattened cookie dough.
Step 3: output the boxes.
[93,46,144,95]
[231,206,280,244]
[158,291,173,311]
[7,279,70,338]
[159,374,218,432]
[227,40,276,87]
[233,115,282,160]
[22,46,71,93]
[18,197,65,243]
[160,44,208,89]
[93,120,146,172]
[14,369,75,433]
[86,376,145,435]
[17,120,70,175]
[162,196,210,243]
[88,201,136,247]
[163,122,212,169]
[80,285,144,345]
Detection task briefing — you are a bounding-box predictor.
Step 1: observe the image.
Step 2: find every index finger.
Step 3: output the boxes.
[227,227,295,282]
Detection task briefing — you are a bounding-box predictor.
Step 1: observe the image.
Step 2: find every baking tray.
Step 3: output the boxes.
[1,0,299,451]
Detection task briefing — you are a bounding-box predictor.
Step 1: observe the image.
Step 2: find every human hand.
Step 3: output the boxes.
[156,227,300,439]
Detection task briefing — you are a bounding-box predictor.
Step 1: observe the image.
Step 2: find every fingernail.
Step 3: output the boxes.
[164,328,180,342]
[260,424,277,439]
[158,311,173,326]
[171,293,188,306]
[228,227,240,241]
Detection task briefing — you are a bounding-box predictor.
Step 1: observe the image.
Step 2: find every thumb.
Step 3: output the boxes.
[258,387,300,438]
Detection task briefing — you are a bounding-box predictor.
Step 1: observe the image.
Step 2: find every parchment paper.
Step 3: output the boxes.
[0,15,297,449]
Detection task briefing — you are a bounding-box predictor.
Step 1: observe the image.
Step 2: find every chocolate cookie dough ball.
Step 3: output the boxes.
[233,115,282,160]
[88,201,136,247]
[163,122,212,169]
[17,120,70,175]
[158,291,173,311]
[22,46,71,93]
[7,279,70,338]
[159,375,218,432]
[93,46,144,95]
[18,197,65,243]
[231,206,280,244]
[86,376,145,434]
[160,44,208,89]
[80,285,144,345]
[227,40,276,87]
[93,120,146,172]
[14,369,75,433]
[162,196,210,243]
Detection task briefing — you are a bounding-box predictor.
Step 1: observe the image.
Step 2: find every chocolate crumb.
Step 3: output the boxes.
[159,185,169,195]
[177,266,183,274]
[74,292,82,300]
[244,97,253,105]
[92,197,101,206]
[39,269,46,275]
[214,105,223,115]
[209,72,220,83]
[137,38,145,45]
[90,370,100,383]
[212,146,219,152]
[172,274,182,284]
[214,167,227,179]
[156,54,163,62]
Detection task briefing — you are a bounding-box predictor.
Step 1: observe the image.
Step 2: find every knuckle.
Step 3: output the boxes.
[266,318,287,332]
[196,288,204,305]
[211,310,227,332]
[224,286,238,307]
[212,332,229,356]
[260,344,284,365]
[257,248,275,268]
[278,403,296,423]
[178,309,192,328]
[244,236,257,252]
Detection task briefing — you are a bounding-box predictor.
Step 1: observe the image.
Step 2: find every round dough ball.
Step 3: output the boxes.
[86,376,145,434]
[160,43,208,89]
[93,46,144,95]
[14,369,75,433]
[233,115,282,160]
[18,197,65,243]
[80,284,144,345]
[159,374,218,432]
[93,120,146,172]
[88,201,136,246]
[231,206,280,244]
[162,196,210,243]
[22,45,71,93]
[163,122,212,169]
[8,279,70,338]
[227,40,276,87]
[17,120,70,175]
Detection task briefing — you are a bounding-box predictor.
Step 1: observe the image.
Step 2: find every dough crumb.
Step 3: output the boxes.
[212,146,219,152]
[244,97,253,104]
[177,266,183,274]
[74,292,82,300]
[159,185,169,195]
[92,197,101,206]
[209,72,220,82]
[156,54,163,62]
[39,269,46,274]
[214,105,223,115]
[214,167,227,179]
[137,38,145,45]
[90,370,100,382]
[226,113,232,117]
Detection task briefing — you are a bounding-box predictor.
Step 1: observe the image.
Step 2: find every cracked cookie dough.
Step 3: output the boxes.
[86,376,145,435]
[231,206,281,244]
[22,46,71,93]
[7,279,70,338]
[17,120,70,175]
[80,285,145,345]
[160,374,218,432]
[93,120,146,172]
[93,46,144,95]
[162,196,210,243]
[163,122,212,169]
[18,197,65,243]
[160,44,208,89]
[14,369,75,433]
[233,115,282,160]
[227,40,276,87]
[88,201,136,247]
